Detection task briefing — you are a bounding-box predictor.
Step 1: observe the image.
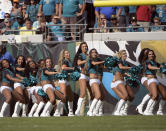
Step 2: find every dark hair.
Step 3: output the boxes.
[25,60,38,77]
[145,49,156,61]
[89,48,98,58]
[15,55,26,67]
[25,18,32,23]
[73,42,88,66]
[138,48,150,63]
[1,59,14,72]
[37,59,45,68]
[38,59,44,64]
[0,45,7,56]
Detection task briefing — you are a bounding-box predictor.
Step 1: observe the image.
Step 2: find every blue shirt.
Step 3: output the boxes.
[95,7,116,20]
[150,26,164,32]
[39,0,59,16]
[26,4,39,22]
[127,24,144,32]
[0,51,15,65]
[129,6,137,14]
[48,22,64,36]
[116,7,126,16]
[60,0,84,17]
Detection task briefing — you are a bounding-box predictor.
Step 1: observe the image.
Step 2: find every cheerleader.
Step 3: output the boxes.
[24,60,45,117]
[143,50,166,115]
[0,59,22,117]
[73,42,93,116]
[86,48,105,116]
[12,55,29,117]
[54,50,74,117]
[136,48,151,114]
[93,56,106,116]
[40,58,62,117]
[111,50,134,116]
[33,59,46,117]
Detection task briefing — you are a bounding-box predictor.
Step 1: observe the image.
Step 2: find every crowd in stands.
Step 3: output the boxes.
[0,0,166,42]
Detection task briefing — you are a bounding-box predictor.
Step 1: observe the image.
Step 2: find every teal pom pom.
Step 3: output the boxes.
[29,75,38,86]
[125,76,140,88]
[21,77,30,87]
[37,89,48,98]
[160,62,166,74]
[104,56,119,71]
[56,72,68,80]
[128,65,143,76]
[70,71,80,81]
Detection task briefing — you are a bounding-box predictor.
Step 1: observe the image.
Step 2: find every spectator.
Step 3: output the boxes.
[127,16,144,32]
[1,18,18,35]
[151,5,158,24]
[10,0,22,22]
[0,13,11,29]
[26,0,39,23]
[85,0,95,33]
[129,6,137,24]
[12,15,25,29]
[110,15,120,32]
[20,18,36,35]
[34,13,51,41]
[0,44,15,65]
[150,17,164,32]
[59,0,85,40]
[33,12,47,28]
[116,7,127,32]
[94,14,110,33]
[95,7,116,21]
[159,6,166,25]
[38,0,59,22]
[21,4,27,21]
[47,14,65,41]
[136,6,151,32]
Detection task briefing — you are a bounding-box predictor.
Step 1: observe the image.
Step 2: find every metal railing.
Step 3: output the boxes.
[89,25,166,32]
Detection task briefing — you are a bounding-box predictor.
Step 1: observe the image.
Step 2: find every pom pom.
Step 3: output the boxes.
[160,62,166,74]
[29,75,38,86]
[70,71,80,81]
[104,56,119,71]
[37,89,48,98]
[55,72,68,80]
[128,65,143,76]
[125,76,140,88]
[21,77,30,87]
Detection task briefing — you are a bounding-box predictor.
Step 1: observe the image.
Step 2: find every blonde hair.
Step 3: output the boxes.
[114,50,126,59]
[57,49,70,72]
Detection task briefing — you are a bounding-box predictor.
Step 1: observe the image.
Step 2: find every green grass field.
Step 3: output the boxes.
[0,116,166,131]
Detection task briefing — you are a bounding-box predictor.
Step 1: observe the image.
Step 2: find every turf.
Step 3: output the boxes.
[0,116,166,131]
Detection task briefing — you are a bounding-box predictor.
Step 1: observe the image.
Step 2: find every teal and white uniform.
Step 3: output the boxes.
[58,59,72,86]
[78,53,89,81]
[145,60,160,86]
[29,71,42,95]
[41,67,56,92]
[88,58,103,87]
[111,59,129,88]
[0,68,14,93]
[14,64,25,89]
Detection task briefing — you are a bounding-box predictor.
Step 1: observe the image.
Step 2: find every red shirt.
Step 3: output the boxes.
[137,6,151,22]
